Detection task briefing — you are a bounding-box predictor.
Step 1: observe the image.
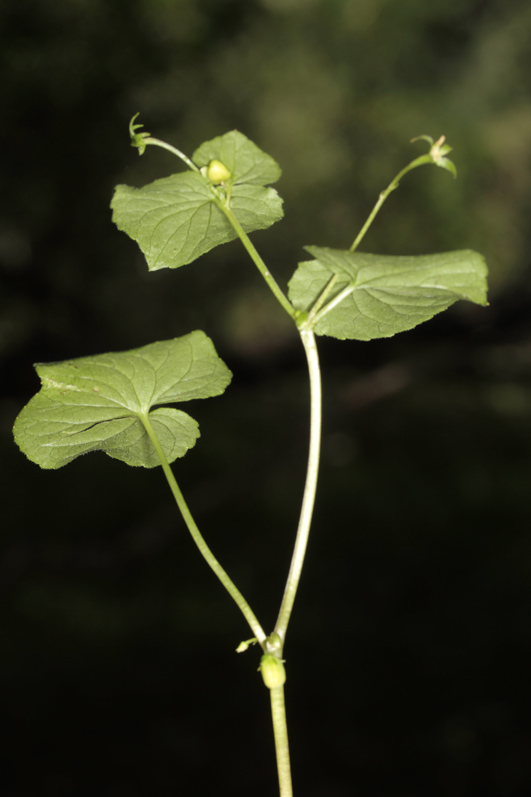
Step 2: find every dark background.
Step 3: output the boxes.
[2,1,531,795]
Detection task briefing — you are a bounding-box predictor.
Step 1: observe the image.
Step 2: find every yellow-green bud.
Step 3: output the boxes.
[259,654,286,690]
[206,159,232,184]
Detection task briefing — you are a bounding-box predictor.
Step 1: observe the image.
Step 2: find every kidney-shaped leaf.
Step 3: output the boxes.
[13,331,232,469]
[289,246,488,341]
[111,131,283,271]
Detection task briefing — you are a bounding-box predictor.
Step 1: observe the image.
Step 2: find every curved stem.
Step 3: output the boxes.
[213,197,321,644]
[141,413,266,646]
[270,686,293,797]
[143,137,201,172]
[274,329,321,643]
[211,194,320,645]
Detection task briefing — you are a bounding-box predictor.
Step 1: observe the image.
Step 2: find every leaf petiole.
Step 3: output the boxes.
[141,412,267,646]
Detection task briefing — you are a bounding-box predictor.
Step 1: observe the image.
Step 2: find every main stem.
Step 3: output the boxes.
[274,329,321,643]
[141,413,267,646]
[270,687,292,797]
[218,204,322,797]
[217,193,323,645]
[213,195,321,644]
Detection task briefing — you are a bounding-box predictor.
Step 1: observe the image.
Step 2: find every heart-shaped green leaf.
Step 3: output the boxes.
[289,247,488,341]
[13,331,232,469]
[111,131,283,271]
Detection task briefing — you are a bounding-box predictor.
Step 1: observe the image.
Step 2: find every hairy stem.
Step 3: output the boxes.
[141,413,266,646]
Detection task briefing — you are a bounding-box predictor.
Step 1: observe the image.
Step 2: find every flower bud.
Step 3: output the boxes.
[207,159,232,184]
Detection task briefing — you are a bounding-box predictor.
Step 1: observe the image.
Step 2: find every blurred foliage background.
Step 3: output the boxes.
[2,0,531,795]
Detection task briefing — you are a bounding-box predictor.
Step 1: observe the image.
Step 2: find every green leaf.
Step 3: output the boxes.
[289,246,488,341]
[111,130,283,271]
[13,331,232,469]
[112,173,283,271]
[192,130,282,185]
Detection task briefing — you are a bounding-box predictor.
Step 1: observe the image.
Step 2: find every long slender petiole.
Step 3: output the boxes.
[141,412,267,646]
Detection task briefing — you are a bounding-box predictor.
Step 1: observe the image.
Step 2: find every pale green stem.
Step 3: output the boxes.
[212,200,321,644]
[143,137,201,172]
[215,199,297,321]
[274,329,321,644]
[217,199,322,797]
[270,686,293,797]
[141,412,266,646]
[349,154,433,252]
